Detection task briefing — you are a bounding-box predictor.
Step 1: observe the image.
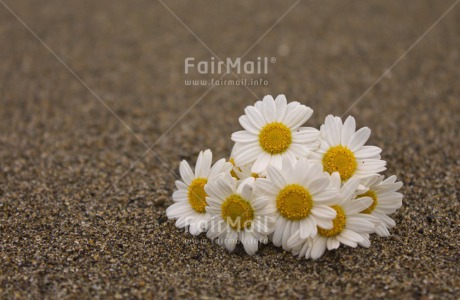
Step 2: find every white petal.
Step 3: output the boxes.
[205,180,226,200]
[291,159,310,185]
[286,101,300,114]
[198,149,212,178]
[207,223,223,239]
[329,172,341,190]
[311,237,327,260]
[272,217,286,247]
[288,143,309,158]
[292,127,320,144]
[336,233,358,248]
[281,219,293,250]
[205,205,221,216]
[326,238,340,250]
[270,154,284,171]
[224,230,238,252]
[253,219,271,235]
[321,115,335,146]
[266,165,287,189]
[374,212,396,228]
[375,206,400,215]
[239,182,254,200]
[339,177,361,202]
[311,205,337,219]
[286,229,303,249]
[315,216,333,230]
[233,143,263,166]
[374,181,403,193]
[378,192,403,205]
[231,130,258,143]
[346,218,375,234]
[241,232,258,255]
[357,159,387,173]
[208,159,229,180]
[348,127,371,152]
[254,179,279,196]
[327,116,342,146]
[340,229,364,244]
[285,105,313,129]
[194,151,204,178]
[254,100,263,111]
[341,116,355,145]
[175,180,188,191]
[256,205,277,218]
[179,160,195,185]
[375,224,390,237]
[252,152,271,174]
[175,215,190,228]
[274,94,287,121]
[308,177,331,195]
[354,146,382,159]
[244,106,266,129]
[251,196,268,211]
[299,218,313,239]
[205,195,222,208]
[216,178,235,198]
[172,189,188,202]
[189,215,209,235]
[166,202,192,219]
[239,115,259,134]
[282,154,296,171]
[358,235,371,248]
[312,189,338,205]
[301,239,313,259]
[345,197,373,214]
[335,235,358,248]
[261,95,277,122]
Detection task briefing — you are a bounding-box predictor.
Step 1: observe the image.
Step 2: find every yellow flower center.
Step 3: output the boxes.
[221,194,254,230]
[358,190,378,214]
[322,145,357,181]
[259,122,292,154]
[276,184,313,221]
[187,178,208,213]
[318,205,346,237]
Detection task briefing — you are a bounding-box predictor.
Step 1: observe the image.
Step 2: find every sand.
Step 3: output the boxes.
[0,0,459,299]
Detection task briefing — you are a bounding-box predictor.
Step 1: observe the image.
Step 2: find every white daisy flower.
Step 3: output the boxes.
[205,175,276,255]
[357,175,403,237]
[166,149,232,235]
[310,115,386,182]
[231,94,320,174]
[287,173,379,260]
[255,157,339,250]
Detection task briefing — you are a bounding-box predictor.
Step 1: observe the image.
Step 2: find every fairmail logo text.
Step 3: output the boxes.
[184,57,276,75]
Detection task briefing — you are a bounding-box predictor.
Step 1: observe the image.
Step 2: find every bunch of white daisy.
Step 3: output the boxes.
[166,95,403,259]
